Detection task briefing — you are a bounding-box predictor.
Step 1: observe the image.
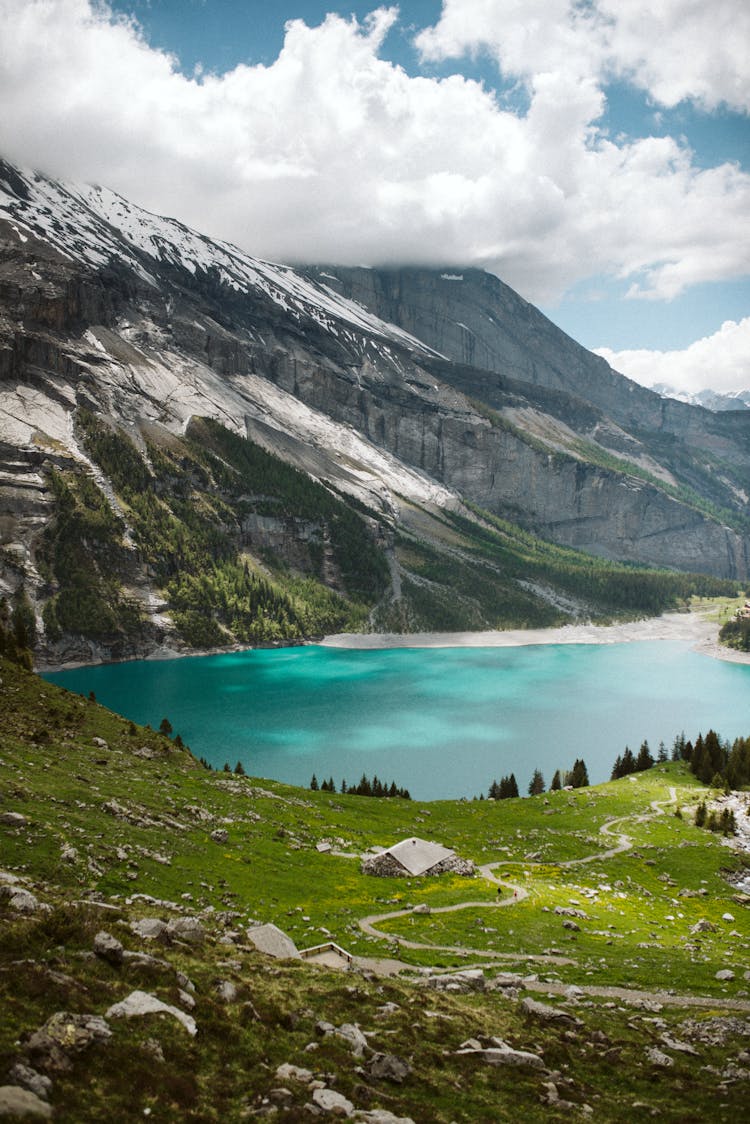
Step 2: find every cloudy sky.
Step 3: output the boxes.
[1,1,748,394]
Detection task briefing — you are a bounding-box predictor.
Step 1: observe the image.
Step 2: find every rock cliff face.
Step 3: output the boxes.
[0,159,747,660]
[307,265,749,465]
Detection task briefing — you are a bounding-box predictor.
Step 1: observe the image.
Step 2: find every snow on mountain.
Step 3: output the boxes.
[652,383,750,411]
[0,162,439,358]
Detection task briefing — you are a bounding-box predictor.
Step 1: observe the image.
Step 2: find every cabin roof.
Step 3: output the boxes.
[385,837,455,876]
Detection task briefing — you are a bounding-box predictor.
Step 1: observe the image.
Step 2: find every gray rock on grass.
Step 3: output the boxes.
[94,931,124,966]
[106,990,197,1036]
[0,1085,52,1119]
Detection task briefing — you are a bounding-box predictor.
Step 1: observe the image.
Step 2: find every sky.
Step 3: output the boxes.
[0,1,749,395]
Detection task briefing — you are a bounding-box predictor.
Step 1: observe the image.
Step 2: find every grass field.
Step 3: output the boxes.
[1,656,749,1121]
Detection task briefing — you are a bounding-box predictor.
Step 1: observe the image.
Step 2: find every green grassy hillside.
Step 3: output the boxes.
[1,658,749,1121]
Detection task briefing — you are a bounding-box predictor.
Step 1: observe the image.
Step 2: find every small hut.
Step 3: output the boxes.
[361,837,475,878]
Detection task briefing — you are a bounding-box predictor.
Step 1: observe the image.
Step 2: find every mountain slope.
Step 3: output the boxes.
[0,159,746,661]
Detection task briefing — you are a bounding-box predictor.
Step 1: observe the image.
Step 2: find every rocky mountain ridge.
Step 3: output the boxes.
[0,159,747,662]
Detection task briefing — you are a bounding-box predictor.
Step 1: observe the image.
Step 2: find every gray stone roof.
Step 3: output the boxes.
[385,837,455,877]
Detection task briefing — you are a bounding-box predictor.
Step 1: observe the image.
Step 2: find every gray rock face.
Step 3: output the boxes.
[2,156,748,675]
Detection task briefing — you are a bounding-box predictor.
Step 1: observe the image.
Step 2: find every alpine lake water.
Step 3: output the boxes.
[44,640,750,801]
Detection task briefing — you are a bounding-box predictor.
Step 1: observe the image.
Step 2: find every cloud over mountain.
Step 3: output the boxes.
[0,0,747,315]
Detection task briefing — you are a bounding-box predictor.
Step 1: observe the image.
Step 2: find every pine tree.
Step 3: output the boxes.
[635,740,654,772]
[528,768,545,796]
[159,717,173,738]
[657,741,668,763]
[569,758,589,788]
[550,770,562,791]
[234,760,245,775]
[310,773,319,791]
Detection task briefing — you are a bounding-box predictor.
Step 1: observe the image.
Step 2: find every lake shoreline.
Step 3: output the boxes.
[37,608,750,672]
[322,609,750,665]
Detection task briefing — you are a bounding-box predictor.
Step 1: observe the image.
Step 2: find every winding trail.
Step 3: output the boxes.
[353,785,750,1010]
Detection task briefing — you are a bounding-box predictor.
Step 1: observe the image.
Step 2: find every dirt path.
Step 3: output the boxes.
[351,784,750,1010]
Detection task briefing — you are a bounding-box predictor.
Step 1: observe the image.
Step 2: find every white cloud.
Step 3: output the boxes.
[0,0,748,310]
[594,318,750,395]
[416,0,750,113]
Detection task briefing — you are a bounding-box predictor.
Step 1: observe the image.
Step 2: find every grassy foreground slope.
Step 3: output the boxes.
[1,658,749,1122]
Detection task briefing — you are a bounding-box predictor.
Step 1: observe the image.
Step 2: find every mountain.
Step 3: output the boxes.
[652,383,750,412]
[0,159,747,664]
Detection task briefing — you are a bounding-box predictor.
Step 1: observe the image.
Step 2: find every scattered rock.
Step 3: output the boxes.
[722,913,736,922]
[106,990,197,1036]
[7,888,45,915]
[25,1012,112,1073]
[366,1053,412,1084]
[554,907,588,920]
[275,1063,314,1085]
[691,920,717,934]
[312,1086,354,1116]
[426,969,485,993]
[60,843,78,863]
[660,1035,698,1056]
[456,1038,545,1070]
[210,829,229,844]
[520,997,581,1027]
[93,930,124,966]
[562,920,580,932]
[335,1024,369,1058]
[6,1064,52,1102]
[0,812,27,828]
[0,1085,52,1119]
[165,916,206,945]
[411,903,430,915]
[646,1048,674,1068]
[354,1112,416,1124]
[716,969,735,981]
[215,979,238,1003]
[129,917,167,941]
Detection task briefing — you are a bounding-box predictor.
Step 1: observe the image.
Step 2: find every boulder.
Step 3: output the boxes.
[716,969,735,981]
[106,989,197,1036]
[426,969,485,993]
[0,1085,52,1119]
[94,930,124,966]
[6,1064,52,1102]
[129,917,167,941]
[455,1039,545,1070]
[519,997,581,1027]
[691,920,717,934]
[165,916,206,945]
[25,1012,112,1073]
[367,1052,412,1084]
[646,1048,674,1068]
[312,1087,354,1116]
[6,889,43,915]
[275,1063,314,1085]
[210,829,229,844]
[0,812,27,828]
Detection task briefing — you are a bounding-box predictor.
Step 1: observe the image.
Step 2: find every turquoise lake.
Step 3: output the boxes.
[44,641,750,800]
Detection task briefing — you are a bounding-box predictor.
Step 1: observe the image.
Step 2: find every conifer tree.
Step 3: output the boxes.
[310,773,319,790]
[528,768,545,796]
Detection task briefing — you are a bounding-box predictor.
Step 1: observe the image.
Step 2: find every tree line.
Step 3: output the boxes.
[487,758,590,799]
[310,773,411,800]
